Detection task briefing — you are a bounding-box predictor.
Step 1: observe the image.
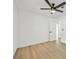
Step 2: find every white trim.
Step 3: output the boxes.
[18,40,48,48]
[48,39,56,41]
[56,24,59,44]
[61,40,66,44]
[18,39,56,48]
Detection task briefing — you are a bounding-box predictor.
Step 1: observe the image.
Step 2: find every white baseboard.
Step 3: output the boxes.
[48,39,56,41]
[18,40,48,48]
[18,39,56,48]
[61,40,66,44]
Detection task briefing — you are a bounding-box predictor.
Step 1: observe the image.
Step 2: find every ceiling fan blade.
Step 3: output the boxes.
[55,2,66,8]
[40,8,51,10]
[45,0,52,7]
[54,9,63,13]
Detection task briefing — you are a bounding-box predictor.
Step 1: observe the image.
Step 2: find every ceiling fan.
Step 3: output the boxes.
[40,0,66,14]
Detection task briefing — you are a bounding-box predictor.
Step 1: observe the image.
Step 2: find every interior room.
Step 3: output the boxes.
[13,0,66,59]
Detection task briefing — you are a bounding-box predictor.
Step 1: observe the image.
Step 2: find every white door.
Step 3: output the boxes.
[56,22,66,43]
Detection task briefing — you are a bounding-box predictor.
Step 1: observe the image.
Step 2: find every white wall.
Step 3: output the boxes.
[13,1,18,54]
[16,9,56,48]
[49,19,56,41]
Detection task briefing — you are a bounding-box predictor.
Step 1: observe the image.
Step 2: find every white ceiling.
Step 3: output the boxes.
[15,0,66,19]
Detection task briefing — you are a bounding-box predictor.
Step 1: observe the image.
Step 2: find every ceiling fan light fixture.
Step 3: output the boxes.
[50,10,56,14]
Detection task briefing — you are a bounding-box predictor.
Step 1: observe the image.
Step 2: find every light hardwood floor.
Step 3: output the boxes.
[14,41,66,59]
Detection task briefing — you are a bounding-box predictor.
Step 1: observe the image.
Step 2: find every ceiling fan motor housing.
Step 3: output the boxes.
[52,3,55,6]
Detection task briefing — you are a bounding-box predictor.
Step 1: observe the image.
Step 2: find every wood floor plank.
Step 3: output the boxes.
[34,44,53,59]
[14,48,22,59]
[42,42,66,59]
[38,44,57,59]
[14,41,66,59]
[21,47,28,59]
[40,42,60,59]
[32,45,46,59]
[29,46,38,59]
